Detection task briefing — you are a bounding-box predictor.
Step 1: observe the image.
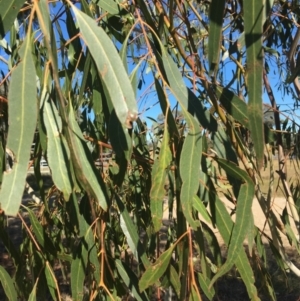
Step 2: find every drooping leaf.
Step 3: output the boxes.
[192,195,211,224]
[139,243,176,292]
[71,4,138,128]
[180,132,202,229]
[24,206,56,255]
[67,105,108,210]
[71,243,86,301]
[150,121,171,232]
[45,262,59,301]
[116,259,149,301]
[204,177,259,299]
[210,158,255,285]
[160,48,202,228]
[168,264,181,298]
[0,265,17,301]
[28,277,38,301]
[244,1,264,169]
[198,272,215,300]
[109,110,132,160]
[115,194,150,268]
[208,0,226,73]
[216,86,249,127]
[0,0,25,39]
[43,93,72,199]
[0,36,37,216]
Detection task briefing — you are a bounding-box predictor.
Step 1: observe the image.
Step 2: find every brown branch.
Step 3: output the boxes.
[287,27,300,98]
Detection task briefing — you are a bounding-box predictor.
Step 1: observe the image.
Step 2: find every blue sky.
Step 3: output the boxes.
[0,1,299,131]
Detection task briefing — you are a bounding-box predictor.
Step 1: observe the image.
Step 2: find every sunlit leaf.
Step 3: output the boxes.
[210,158,255,285]
[94,0,121,15]
[150,121,171,232]
[67,105,107,210]
[0,0,25,39]
[180,132,202,229]
[244,1,264,169]
[71,4,138,128]
[215,86,249,127]
[0,36,37,216]
[208,0,226,73]
[161,49,201,228]
[43,93,72,199]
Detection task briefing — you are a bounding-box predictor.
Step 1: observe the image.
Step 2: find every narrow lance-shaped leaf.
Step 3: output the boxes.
[28,277,38,301]
[71,4,138,128]
[116,259,150,301]
[68,105,107,210]
[115,194,150,268]
[0,266,18,301]
[45,262,60,301]
[161,49,201,229]
[208,0,226,74]
[0,0,25,39]
[43,93,72,199]
[0,36,37,216]
[204,180,259,299]
[71,243,86,301]
[150,121,171,232]
[244,1,264,169]
[215,86,249,127]
[180,133,202,230]
[209,159,255,287]
[139,243,176,292]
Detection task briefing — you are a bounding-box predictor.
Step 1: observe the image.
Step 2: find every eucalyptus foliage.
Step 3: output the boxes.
[0,0,300,300]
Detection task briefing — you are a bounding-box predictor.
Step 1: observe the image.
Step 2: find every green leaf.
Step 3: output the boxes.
[0,0,25,39]
[109,110,132,160]
[180,133,202,229]
[93,0,121,15]
[139,243,176,292]
[115,194,150,268]
[116,259,149,301]
[28,278,38,301]
[71,244,86,301]
[150,122,171,232]
[205,179,259,299]
[192,195,211,224]
[198,273,215,300]
[160,49,202,228]
[0,36,37,216]
[155,79,179,143]
[244,1,264,169]
[210,158,255,285]
[26,207,45,247]
[168,265,181,298]
[45,262,59,301]
[0,265,17,301]
[71,4,138,128]
[43,93,72,199]
[67,105,107,210]
[215,86,249,127]
[208,0,226,73]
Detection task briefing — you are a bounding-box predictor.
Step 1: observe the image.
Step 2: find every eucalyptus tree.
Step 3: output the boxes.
[0,0,300,300]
